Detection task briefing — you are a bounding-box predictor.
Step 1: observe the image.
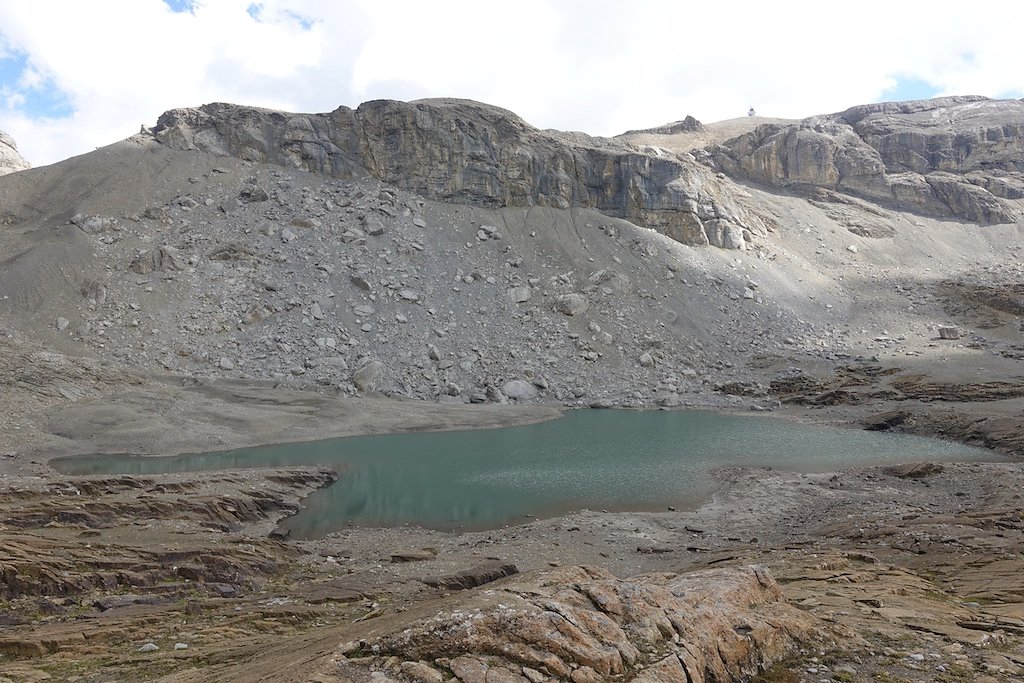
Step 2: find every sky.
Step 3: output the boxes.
[1,0,1023,167]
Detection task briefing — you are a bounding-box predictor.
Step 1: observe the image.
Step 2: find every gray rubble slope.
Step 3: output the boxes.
[0,138,780,407]
[1,97,1023,411]
[0,129,30,176]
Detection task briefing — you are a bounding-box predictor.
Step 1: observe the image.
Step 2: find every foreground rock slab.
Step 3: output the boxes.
[332,565,824,683]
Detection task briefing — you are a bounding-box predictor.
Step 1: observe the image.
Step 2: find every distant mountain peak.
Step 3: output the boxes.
[618,115,706,137]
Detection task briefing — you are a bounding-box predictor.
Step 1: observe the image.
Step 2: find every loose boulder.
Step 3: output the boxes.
[130,246,182,274]
[353,360,385,391]
[555,293,588,316]
[502,379,539,401]
[508,286,532,303]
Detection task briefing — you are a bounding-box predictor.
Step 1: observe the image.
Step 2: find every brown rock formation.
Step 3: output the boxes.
[335,565,822,683]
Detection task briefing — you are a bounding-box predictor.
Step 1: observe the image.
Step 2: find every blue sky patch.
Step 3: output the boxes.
[285,11,314,30]
[246,4,314,30]
[163,0,196,13]
[0,51,73,118]
[882,77,940,103]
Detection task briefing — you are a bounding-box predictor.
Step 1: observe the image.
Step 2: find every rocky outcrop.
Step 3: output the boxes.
[842,98,1024,174]
[0,130,30,176]
[335,565,822,683]
[0,470,336,599]
[716,96,1024,225]
[619,115,706,137]
[0,333,141,408]
[152,99,772,250]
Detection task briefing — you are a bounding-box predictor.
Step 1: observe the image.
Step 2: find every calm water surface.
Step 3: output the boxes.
[52,409,1000,536]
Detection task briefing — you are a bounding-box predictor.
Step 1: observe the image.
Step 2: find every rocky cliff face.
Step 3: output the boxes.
[0,130,30,176]
[153,96,1024,238]
[715,96,1024,224]
[152,99,771,251]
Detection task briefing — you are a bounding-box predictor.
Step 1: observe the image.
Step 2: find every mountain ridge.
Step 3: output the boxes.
[151,98,770,251]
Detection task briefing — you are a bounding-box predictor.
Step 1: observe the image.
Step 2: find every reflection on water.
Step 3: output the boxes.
[53,409,1000,536]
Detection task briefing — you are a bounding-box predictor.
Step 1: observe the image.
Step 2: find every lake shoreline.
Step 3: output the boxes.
[47,404,1005,537]
[3,374,1024,680]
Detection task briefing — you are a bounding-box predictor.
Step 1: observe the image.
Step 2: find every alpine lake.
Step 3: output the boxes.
[52,409,1002,537]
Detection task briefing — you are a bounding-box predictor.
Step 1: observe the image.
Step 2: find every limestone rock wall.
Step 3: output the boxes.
[152,99,772,250]
[715,96,1024,224]
[0,130,30,176]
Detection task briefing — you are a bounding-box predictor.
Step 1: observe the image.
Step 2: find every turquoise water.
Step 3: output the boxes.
[51,409,1000,536]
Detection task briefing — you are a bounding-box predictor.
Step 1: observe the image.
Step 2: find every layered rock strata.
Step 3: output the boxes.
[716,96,1024,224]
[152,99,772,250]
[333,564,822,683]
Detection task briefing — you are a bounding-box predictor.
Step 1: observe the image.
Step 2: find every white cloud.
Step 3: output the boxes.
[1,0,1023,166]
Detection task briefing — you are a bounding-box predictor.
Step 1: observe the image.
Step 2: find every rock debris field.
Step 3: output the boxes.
[1,95,1024,681]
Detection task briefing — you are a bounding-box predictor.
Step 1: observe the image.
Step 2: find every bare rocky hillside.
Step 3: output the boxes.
[3,95,1024,683]
[2,96,1023,418]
